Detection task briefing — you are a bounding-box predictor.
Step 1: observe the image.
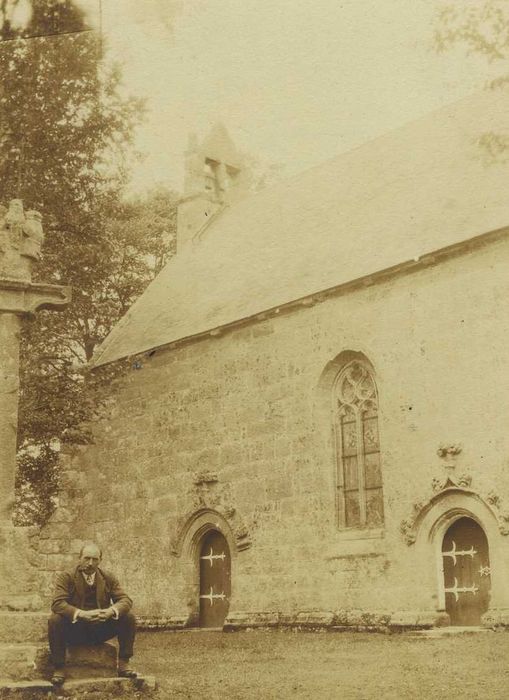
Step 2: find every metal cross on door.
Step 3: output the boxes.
[442,517,491,626]
[199,530,231,628]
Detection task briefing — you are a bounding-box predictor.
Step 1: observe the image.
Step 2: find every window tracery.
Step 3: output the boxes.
[333,359,384,529]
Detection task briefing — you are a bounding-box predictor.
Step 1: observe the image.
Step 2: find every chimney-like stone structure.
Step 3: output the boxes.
[177,124,249,252]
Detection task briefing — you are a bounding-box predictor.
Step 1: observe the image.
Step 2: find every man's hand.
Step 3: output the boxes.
[77,608,116,624]
[77,609,102,623]
[97,607,116,621]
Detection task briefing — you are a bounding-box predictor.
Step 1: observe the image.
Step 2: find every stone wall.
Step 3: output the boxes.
[37,449,91,603]
[42,234,509,628]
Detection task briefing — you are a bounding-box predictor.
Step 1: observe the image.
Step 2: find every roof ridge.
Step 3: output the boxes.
[198,87,493,227]
[90,87,509,367]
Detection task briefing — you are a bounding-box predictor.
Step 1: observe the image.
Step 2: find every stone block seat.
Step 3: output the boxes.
[0,613,156,699]
[0,534,157,697]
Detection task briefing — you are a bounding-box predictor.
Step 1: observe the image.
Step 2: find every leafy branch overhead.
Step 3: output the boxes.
[1,0,177,525]
[435,1,509,62]
[435,1,509,162]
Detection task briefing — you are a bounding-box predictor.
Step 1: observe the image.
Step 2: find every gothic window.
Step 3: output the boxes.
[333,359,384,529]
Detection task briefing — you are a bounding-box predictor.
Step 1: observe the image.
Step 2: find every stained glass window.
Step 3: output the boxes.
[333,360,384,529]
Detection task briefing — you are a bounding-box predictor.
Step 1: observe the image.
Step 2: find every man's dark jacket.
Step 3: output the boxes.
[51,566,132,622]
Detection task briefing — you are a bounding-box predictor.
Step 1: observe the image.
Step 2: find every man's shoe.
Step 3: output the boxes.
[118,658,138,678]
[118,666,138,678]
[118,668,138,678]
[51,668,66,685]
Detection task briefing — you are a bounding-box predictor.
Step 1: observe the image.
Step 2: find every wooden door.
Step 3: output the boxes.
[199,530,231,628]
[442,517,491,625]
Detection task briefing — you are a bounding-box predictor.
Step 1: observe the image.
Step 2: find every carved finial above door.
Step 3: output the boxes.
[437,443,462,468]
[434,443,469,491]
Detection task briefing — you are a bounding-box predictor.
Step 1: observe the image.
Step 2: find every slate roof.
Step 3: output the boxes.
[91,89,509,367]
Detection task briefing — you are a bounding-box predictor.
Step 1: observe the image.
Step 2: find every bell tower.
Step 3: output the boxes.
[177,124,249,252]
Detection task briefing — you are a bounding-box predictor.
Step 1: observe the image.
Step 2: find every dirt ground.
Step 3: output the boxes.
[135,628,509,699]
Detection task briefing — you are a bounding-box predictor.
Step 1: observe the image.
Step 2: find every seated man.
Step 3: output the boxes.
[48,541,137,686]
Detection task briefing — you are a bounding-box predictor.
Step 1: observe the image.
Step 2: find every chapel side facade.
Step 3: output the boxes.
[40,229,509,630]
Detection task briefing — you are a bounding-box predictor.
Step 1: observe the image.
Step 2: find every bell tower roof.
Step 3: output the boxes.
[200,123,242,170]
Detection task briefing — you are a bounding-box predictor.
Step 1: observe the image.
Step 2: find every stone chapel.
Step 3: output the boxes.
[41,89,509,631]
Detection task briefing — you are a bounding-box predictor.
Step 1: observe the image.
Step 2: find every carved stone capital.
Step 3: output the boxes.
[0,278,71,315]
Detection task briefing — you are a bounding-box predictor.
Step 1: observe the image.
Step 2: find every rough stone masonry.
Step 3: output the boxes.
[43,222,509,631]
[41,91,509,632]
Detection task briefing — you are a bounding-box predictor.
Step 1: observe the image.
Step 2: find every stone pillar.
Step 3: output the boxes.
[0,199,71,523]
[0,312,22,519]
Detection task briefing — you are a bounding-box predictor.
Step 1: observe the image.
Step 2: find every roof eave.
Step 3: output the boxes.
[90,223,509,370]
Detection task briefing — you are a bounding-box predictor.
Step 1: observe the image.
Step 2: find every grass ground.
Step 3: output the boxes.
[135,628,509,699]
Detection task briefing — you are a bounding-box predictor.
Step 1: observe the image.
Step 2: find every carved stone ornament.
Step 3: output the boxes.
[436,443,462,459]
[401,472,509,545]
[432,472,472,493]
[0,201,71,315]
[22,210,44,260]
[0,200,45,280]
[436,443,463,473]
[399,518,417,546]
[170,475,252,555]
[486,490,509,536]
[487,490,501,507]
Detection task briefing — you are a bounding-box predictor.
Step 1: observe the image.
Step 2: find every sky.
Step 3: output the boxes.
[76,0,501,193]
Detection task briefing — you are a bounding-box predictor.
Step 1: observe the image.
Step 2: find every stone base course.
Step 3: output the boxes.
[224,611,280,629]
[134,608,495,632]
[137,615,188,630]
[0,676,156,699]
[225,609,423,632]
[0,644,49,682]
[0,615,47,644]
[481,608,509,629]
[388,610,440,631]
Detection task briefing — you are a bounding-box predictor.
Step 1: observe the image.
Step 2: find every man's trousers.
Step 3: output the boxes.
[48,612,136,667]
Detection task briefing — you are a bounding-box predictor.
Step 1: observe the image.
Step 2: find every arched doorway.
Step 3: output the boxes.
[442,517,491,625]
[199,530,231,628]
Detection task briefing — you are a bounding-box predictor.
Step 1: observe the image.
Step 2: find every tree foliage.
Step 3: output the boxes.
[435,1,509,63]
[0,0,177,524]
[435,1,509,161]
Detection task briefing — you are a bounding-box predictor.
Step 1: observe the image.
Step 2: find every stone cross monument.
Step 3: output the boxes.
[0,201,155,694]
[0,199,71,605]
